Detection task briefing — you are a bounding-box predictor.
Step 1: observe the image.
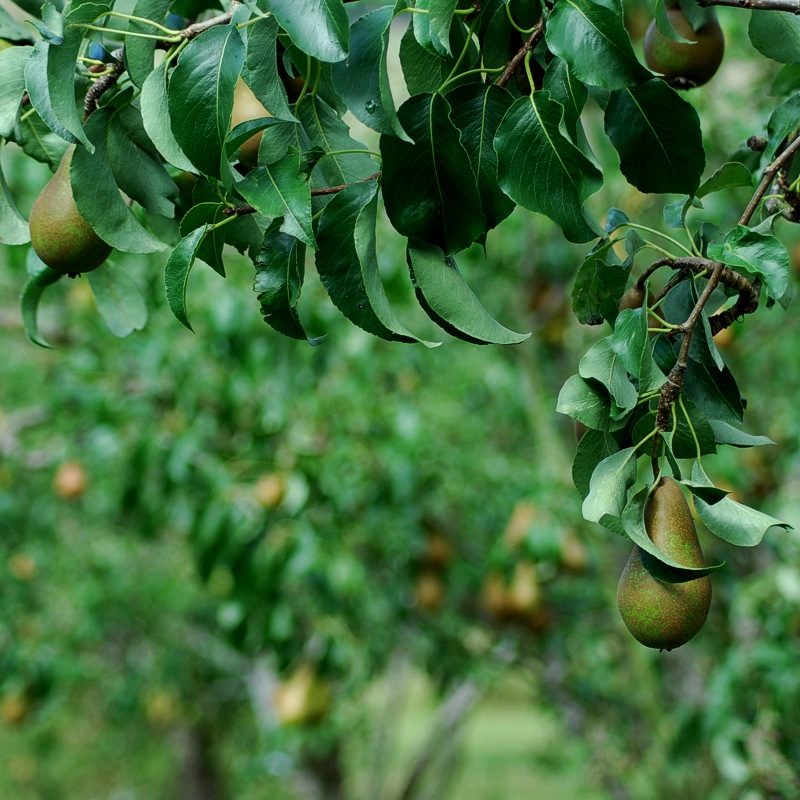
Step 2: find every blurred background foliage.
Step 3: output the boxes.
[2,2,800,799]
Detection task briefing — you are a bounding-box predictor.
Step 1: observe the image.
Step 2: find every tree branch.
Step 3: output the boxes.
[495,21,544,88]
[177,2,240,39]
[740,130,800,226]
[83,49,124,119]
[698,0,800,13]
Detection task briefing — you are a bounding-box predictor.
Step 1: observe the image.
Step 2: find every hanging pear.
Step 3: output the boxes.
[617,477,712,650]
[29,146,112,276]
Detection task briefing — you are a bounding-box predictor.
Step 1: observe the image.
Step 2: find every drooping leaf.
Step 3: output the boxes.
[44,2,111,150]
[72,108,165,253]
[709,420,774,449]
[695,492,792,546]
[265,0,349,63]
[557,374,615,431]
[765,93,800,162]
[0,149,30,245]
[381,92,485,254]
[707,225,791,309]
[242,15,297,122]
[696,162,753,198]
[20,258,61,348]
[236,151,315,247]
[682,356,744,424]
[140,59,196,172]
[542,57,591,150]
[579,337,637,418]
[179,202,227,275]
[164,225,207,330]
[571,238,630,325]
[572,428,620,499]
[125,0,171,87]
[604,78,704,195]
[407,241,529,345]
[545,0,650,89]
[331,6,409,140]
[87,261,148,337]
[445,82,515,231]
[495,92,602,243]
[316,182,430,344]
[254,225,316,342]
[167,24,245,178]
[620,488,723,582]
[398,18,458,94]
[582,446,639,527]
[24,40,77,146]
[0,46,32,139]
[749,11,800,65]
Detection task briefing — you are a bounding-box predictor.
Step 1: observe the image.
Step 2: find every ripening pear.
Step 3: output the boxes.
[643,7,724,90]
[617,477,711,650]
[29,146,111,276]
[231,79,272,167]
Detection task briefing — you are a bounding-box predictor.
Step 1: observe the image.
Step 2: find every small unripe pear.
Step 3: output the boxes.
[29,147,111,276]
[231,79,272,166]
[617,477,711,650]
[619,283,646,312]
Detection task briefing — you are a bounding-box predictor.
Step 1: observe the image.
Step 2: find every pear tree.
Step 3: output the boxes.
[0,0,797,648]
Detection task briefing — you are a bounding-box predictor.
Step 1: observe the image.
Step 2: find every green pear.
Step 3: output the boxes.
[643,8,724,90]
[617,477,712,650]
[29,146,112,276]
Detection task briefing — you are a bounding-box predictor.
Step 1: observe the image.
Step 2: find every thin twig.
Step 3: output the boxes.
[495,20,544,88]
[740,130,800,226]
[178,1,240,39]
[698,0,800,12]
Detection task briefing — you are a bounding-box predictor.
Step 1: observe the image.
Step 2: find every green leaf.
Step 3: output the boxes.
[24,40,76,146]
[770,64,800,97]
[381,92,485,255]
[167,24,245,178]
[695,493,792,547]
[179,202,227,276]
[542,57,591,150]
[0,149,30,245]
[125,0,170,87]
[236,151,315,248]
[242,15,297,123]
[331,6,408,140]
[582,446,638,527]
[749,11,800,65]
[0,4,32,41]
[683,356,744,424]
[765,94,800,162]
[45,2,111,151]
[20,258,61,348]
[399,18,458,94]
[407,241,529,345]
[254,226,317,342]
[86,261,148,337]
[429,0,458,56]
[572,428,619,499]
[316,182,431,344]
[72,109,166,253]
[579,337,637,418]
[495,93,602,243]
[164,225,207,330]
[611,307,648,379]
[545,0,650,89]
[140,59,196,173]
[107,108,178,219]
[709,420,775,449]
[707,226,791,309]
[557,374,615,430]
[696,162,753,199]
[445,83,515,232]
[571,238,630,325]
[621,488,723,582]
[0,45,32,139]
[604,78,704,195]
[12,107,68,169]
[682,460,731,505]
[266,0,349,63]
[654,0,694,43]
[411,0,450,57]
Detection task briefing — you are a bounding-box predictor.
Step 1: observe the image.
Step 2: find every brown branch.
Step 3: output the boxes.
[740,130,800,226]
[177,2,239,39]
[495,21,544,88]
[698,0,800,12]
[83,48,124,119]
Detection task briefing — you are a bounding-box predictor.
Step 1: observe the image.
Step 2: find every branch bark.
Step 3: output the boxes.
[495,21,544,88]
[698,0,800,13]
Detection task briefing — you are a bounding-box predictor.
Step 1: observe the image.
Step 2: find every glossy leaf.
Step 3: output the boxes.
[0,46,32,139]
[557,374,615,431]
[381,92,485,255]
[87,262,148,337]
[572,428,619,499]
[604,79,704,195]
[445,83,515,231]
[167,24,245,178]
[164,225,207,330]
[72,109,165,253]
[571,238,630,325]
[316,182,429,344]
[542,57,590,149]
[236,152,315,248]
[407,241,529,345]
[24,40,76,146]
[179,202,227,276]
[696,162,753,199]
[578,337,637,418]
[20,258,61,348]
[582,446,638,527]
[398,19,458,94]
[125,0,171,87]
[254,226,316,342]
[266,0,349,63]
[331,6,408,140]
[749,11,800,65]
[495,93,602,243]
[546,0,650,89]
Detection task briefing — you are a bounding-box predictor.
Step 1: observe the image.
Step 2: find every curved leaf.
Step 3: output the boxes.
[87,262,148,337]
[0,45,32,139]
[749,11,800,65]
[164,225,207,330]
[407,241,529,345]
[20,260,62,348]
[125,0,171,87]
[265,0,349,63]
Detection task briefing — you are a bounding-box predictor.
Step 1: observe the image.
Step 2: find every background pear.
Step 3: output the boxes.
[643,7,724,89]
[231,79,272,167]
[617,477,712,650]
[29,146,111,276]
